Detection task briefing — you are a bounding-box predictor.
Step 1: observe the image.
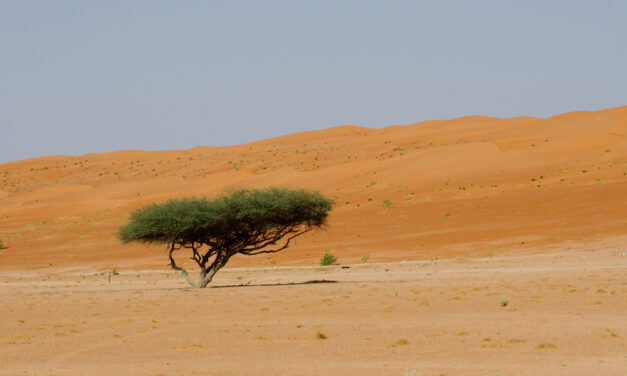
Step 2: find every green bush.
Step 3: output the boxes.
[382,199,392,210]
[320,249,337,266]
[361,254,370,263]
[0,239,4,249]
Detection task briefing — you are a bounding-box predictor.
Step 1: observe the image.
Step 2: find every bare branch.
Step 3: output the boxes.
[191,244,202,265]
[240,225,296,253]
[200,247,218,266]
[241,229,310,255]
[168,242,195,287]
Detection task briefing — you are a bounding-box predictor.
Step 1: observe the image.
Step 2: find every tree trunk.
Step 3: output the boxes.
[172,266,196,287]
[170,266,215,288]
[195,256,230,288]
[168,242,197,287]
[169,251,230,288]
[197,267,218,288]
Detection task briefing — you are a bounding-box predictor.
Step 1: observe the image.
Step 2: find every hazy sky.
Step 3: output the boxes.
[2,1,626,163]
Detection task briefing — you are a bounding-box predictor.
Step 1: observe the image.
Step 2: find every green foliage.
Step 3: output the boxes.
[382,199,392,210]
[500,299,509,307]
[320,249,337,266]
[119,187,333,246]
[0,239,4,249]
[361,254,370,263]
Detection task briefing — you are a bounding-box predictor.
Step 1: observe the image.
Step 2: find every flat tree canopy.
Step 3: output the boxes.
[118,187,333,288]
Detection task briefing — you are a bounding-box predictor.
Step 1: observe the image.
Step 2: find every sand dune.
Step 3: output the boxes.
[1,106,626,375]
[1,105,626,272]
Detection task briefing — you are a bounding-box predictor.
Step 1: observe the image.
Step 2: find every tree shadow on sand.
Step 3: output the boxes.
[210,279,338,289]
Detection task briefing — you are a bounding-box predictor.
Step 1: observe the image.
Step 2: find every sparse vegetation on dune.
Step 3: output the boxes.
[320,249,337,266]
[0,106,625,270]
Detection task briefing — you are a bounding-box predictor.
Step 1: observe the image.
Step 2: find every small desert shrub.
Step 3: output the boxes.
[361,254,370,263]
[315,331,327,340]
[535,342,557,349]
[320,249,337,266]
[382,199,392,210]
[0,239,4,249]
[500,299,509,307]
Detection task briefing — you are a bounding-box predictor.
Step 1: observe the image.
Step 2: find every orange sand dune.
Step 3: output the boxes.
[1,106,626,272]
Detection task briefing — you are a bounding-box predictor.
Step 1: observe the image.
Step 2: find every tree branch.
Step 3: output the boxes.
[201,246,218,266]
[190,243,202,266]
[240,225,295,253]
[240,229,310,255]
[168,242,195,287]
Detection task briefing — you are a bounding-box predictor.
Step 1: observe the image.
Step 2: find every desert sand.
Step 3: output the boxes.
[1,250,625,375]
[1,106,626,375]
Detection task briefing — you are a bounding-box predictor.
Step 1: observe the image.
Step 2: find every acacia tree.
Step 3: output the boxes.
[118,188,333,288]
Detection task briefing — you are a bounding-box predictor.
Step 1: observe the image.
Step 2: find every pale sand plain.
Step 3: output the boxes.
[1,248,625,375]
[0,106,626,374]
